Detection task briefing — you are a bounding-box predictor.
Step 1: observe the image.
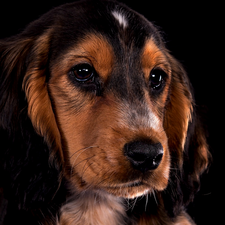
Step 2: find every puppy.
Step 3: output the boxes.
[0,0,210,224]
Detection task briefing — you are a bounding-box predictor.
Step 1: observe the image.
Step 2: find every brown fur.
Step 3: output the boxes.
[49,34,171,198]
[0,1,210,224]
[23,30,64,161]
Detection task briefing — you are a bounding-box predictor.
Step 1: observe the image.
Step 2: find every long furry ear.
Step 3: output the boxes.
[22,29,64,162]
[0,30,65,214]
[163,53,211,217]
[0,36,32,130]
[0,29,63,163]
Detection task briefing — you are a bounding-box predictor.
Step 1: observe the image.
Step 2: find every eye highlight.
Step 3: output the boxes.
[149,68,167,92]
[70,63,95,82]
[68,63,102,96]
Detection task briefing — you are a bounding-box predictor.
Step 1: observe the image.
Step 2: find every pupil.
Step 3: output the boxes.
[150,68,167,91]
[74,64,93,81]
[151,73,162,88]
[77,66,90,78]
[151,74,162,84]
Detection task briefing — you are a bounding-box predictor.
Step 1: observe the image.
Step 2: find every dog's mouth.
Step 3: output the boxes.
[102,181,152,199]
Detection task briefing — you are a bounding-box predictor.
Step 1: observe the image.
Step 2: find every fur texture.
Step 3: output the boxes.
[0,0,210,224]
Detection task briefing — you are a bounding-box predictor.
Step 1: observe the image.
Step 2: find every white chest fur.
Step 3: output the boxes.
[58,190,126,225]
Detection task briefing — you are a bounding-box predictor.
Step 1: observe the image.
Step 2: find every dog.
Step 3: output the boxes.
[0,0,210,224]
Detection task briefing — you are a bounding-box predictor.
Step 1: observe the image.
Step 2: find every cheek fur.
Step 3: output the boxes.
[49,72,170,196]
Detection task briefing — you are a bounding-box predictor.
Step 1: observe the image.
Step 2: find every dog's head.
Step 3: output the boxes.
[0,0,210,216]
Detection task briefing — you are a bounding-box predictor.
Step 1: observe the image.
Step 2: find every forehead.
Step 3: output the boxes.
[49,0,171,111]
[49,1,170,83]
[50,0,162,59]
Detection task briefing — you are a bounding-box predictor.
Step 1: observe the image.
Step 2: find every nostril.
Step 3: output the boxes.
[151,151,163,169]
[124,141,163,172]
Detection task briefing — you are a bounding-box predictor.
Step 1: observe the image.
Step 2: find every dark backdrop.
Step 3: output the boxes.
[0,1,223,224]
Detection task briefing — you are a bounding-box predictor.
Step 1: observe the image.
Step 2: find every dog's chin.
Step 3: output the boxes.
[100,180,166,199]
[104,184,151,199]
[99,173,170,199]
[70,172,168,199]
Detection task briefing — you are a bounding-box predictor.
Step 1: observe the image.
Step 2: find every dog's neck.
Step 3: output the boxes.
[58,190,195,225]
[58,190,127,225]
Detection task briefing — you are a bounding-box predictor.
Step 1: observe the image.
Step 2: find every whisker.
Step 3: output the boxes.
[96,170,116,187]
[81,162,94,181]
[70,146,98,176]
[70,145,98,159]
[145,193,149,212]
[70,146,98,168]
[152,191,158,206]
[81,155,95,173]
[131,197,138,211]
[70,155,94,177]
[125,199,133,211]
[124,197,131,210]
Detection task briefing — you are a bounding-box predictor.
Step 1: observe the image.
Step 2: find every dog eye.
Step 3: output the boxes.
[149,68,167,91]
[71,64,95,82]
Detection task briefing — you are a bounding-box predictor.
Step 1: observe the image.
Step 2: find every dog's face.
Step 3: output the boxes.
[45,2,185,198]
[1,0,209,204]
[49,34,171,198]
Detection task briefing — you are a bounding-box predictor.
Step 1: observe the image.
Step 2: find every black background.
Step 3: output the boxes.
[0,1,223,224]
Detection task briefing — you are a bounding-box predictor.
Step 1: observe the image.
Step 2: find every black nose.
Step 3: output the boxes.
[124,141,163,172]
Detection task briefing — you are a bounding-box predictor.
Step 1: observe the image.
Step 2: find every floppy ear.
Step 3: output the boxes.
[0,29,63,163]
[0,36,32,131]
[162,53,211,217]
[0,30,65,213]
[22,30,64,162]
